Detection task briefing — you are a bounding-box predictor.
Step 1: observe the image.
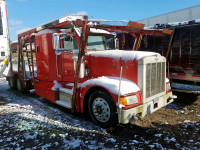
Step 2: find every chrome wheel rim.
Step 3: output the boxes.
[92,97,110,122]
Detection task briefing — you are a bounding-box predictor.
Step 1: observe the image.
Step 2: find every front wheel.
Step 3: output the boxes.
[88,90,118,127]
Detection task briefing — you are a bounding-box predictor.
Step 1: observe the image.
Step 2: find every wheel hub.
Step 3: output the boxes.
[96,105,103,114]
[92,97,111,122]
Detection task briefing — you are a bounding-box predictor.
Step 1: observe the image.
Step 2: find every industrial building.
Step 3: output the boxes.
[138,5,200,26]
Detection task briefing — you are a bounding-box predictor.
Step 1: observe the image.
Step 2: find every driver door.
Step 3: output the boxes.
[62,35,79,81]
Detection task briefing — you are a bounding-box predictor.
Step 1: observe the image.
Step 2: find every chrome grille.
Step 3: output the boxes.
[146,62,165,98]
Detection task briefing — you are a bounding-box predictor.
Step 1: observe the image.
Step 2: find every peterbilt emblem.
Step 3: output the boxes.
[155,57,159,61]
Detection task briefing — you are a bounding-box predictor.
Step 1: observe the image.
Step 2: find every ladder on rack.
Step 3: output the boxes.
[24,35,35,84]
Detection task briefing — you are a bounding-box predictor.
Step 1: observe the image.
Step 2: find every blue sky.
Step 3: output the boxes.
[6,0,200,41]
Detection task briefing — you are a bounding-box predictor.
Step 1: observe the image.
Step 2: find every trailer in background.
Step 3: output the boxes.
[0,0,10,77]
[139,20,200,92]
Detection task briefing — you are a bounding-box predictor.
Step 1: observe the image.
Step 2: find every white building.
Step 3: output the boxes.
[137,5,200,26]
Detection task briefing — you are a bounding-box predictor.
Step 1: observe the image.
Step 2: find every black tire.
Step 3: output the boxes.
[88,90,118,127]
[16,77,25,93]
[8,76,17,90]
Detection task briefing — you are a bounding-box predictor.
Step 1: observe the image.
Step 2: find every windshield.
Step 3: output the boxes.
[87,34,115,50]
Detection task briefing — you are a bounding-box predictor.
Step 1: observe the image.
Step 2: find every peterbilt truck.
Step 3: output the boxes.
[7,15,175,127]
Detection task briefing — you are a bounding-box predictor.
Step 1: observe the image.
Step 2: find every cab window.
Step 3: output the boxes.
[87,34,115,51]
[63,36,78,50]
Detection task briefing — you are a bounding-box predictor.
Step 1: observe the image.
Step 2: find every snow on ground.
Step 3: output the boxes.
[0,78,110,149]
[0,77,200,149]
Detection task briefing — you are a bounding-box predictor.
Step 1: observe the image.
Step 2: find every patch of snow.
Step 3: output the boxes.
[117,103,125,109]
[81,76,140,95]
[149,145,155,148]
[59,133,68,138]
[169,137,176,142]
[165,78,169,83]
[63,138,81,149]
[180,111,184,114]
[155,134,162,138]
[90,28,111,34]
[6,137,12,141]
[106,137,116,143]
[51,80,62,91]
[132,140,139,144]
[50,133,56,138]
[87,50,160,61]
[41,144,52,150]
[23,133,37,140]
[183,120,191,123]
[30,89,35,93]
[35,29,57,36]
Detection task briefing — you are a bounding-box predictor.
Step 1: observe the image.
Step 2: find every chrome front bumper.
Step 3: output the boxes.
[118,91,174,124]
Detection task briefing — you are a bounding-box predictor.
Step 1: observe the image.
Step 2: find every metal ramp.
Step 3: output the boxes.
[25,36,35,82]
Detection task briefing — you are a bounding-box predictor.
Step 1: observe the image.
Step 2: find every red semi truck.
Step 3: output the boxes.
[7,15,175,127]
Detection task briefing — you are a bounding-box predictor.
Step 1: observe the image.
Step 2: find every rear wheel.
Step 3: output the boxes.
[16,77,25,93]
[8,76,17,90]
[88,90,118,127]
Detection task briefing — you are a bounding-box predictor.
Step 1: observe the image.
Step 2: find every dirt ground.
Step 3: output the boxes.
[0,77,200,149]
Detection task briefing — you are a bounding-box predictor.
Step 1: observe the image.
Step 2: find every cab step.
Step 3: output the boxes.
[56,100,72,109]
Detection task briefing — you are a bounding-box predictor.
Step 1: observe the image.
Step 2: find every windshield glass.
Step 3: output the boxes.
[87,34,115,50]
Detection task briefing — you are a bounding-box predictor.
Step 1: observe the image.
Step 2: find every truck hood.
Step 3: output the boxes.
[86,50,161,85]
[86,50,160,61]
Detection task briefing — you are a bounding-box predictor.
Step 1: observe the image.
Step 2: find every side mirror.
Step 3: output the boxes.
[52,33,60,50]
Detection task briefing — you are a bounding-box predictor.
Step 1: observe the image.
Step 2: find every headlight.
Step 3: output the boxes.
[119,95,138,106]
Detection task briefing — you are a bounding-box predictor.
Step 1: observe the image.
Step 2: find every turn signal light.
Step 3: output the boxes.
[4,60,8,64]
[119,97,128,106]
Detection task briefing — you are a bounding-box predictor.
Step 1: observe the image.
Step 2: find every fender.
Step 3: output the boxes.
[79,76,140,112]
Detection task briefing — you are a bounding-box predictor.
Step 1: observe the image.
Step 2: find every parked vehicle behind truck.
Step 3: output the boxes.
[7,15,176,127]
[138,20,200,92]
[0,0,10,77]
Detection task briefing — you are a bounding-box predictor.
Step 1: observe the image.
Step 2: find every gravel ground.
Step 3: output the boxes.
[0,77,200,149]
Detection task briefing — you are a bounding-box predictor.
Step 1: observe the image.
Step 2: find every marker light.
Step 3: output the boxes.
[4,60,8,64]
